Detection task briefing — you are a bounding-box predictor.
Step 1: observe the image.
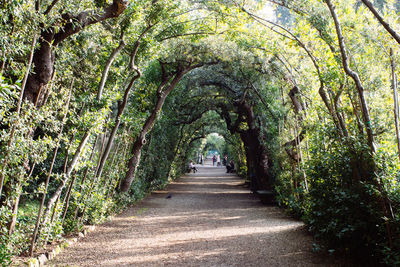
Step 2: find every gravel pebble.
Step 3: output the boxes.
[47,165,342,267]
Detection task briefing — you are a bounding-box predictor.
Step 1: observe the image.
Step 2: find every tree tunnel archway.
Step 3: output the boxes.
[201,133,225,157]
[4,0,400,262]
[134,61,282,192]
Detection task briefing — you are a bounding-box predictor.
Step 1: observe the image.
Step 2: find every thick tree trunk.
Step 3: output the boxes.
[288,86,303,115]
[24,30,54,105]
[217,92,273,191]
[284,129,306,162]
[119,88,171,192]
[241,129,273,191]
[237,101,273,191]
[24,0,128,107]
[120,139,145,192]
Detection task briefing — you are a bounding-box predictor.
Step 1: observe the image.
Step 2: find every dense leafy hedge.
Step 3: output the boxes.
[276,128,400,265]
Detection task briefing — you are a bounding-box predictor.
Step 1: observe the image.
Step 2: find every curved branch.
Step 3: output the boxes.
[265,0,307,15]
[53,0,128,46]
[173,109,212,125]
[325,0,375,152]
[361,0,400,45]
[242,7,343,134]
[43,0,59,16]
[239,69,279,121]
[97,35,126,100]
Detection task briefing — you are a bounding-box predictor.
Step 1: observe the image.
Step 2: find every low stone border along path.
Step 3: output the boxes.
[47,165,342,266]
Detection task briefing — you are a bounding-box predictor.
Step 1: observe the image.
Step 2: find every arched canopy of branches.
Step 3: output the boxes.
[1,0,400,265]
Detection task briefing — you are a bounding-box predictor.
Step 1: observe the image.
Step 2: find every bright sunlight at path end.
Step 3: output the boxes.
[47,164,340,267]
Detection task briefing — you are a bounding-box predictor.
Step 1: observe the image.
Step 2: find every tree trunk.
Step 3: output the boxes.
[95,74,140,179]
[0,50,5,75]
[79,135,100,193]
[288,86,303,115]
[103,141,120,195]
[97,38,126,100]
[326,0,376,153]
[41,131,91,227]
[61,172,77,225]
[241,130,273,191]
[29,81,73,255]
[361,0,400,45]
[391,48,400,161]
[8,182,22,235]
[0,34,37,199]
[110,142,130,198]
[72,135,99,220]
[8,163,36,236]
[237,101,273,191]
[95,26,149,179]
[119,62,205,192]
[24,0,128,107]
[333,86,348,136]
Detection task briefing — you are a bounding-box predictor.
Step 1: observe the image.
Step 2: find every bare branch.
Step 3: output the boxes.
[43,0,59,15]
[53,0,128,46]
[158,31,226,42]
[97,35,126,100]
[361,0,400,46]
[325,0,375,152]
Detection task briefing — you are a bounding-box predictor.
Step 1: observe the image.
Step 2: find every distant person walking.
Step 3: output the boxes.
[217,154,221,166]
[212,155,216,166]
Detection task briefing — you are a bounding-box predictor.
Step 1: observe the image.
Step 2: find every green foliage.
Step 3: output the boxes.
[0,207,12,266]
[277,123,400,264]
[0,235,11,267]
[1,0,400,266]
[204,133,226,155]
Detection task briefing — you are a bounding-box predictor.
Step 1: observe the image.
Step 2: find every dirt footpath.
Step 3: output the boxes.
[47,166,340,266]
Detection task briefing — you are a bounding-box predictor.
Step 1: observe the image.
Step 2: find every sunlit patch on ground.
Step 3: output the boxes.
[48,166,340,267]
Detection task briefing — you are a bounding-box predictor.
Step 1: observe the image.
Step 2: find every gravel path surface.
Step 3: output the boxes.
[47,164,340,266]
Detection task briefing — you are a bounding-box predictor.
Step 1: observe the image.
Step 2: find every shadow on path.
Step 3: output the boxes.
[47,166,342,266]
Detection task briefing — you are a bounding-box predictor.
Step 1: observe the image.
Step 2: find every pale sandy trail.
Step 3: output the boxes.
[47,164,340,266]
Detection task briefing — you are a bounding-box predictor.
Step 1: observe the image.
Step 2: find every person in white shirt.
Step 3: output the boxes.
[189,160,197,173]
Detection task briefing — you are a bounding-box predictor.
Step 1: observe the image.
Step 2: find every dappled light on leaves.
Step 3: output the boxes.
[0,0,400,265]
